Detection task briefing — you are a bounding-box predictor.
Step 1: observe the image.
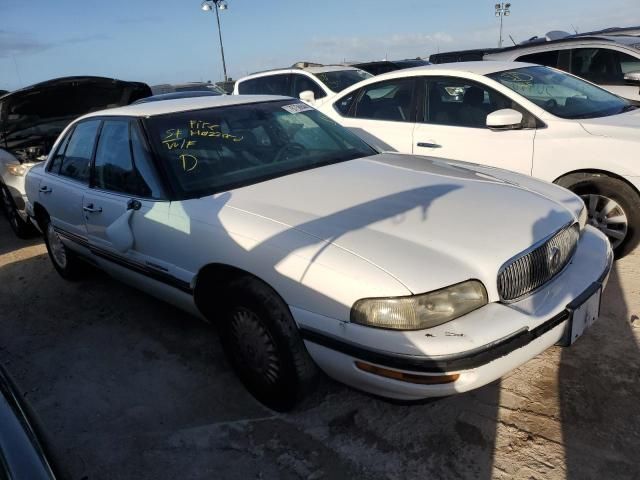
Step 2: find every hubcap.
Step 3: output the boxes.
[46,224,67,269]
[581,194,628,249]
[229,308,281,386]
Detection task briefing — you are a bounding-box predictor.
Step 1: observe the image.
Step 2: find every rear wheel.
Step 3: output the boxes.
[1,184,33,238]
[43,218,83,280]
[217,277,318,411]
[557,173,640,258]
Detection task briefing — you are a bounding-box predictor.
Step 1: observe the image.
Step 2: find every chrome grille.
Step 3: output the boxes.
[498,223,580,302]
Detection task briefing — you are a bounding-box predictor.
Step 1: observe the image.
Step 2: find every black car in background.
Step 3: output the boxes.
[0,76,151,237]
[133,90,223,104]
[0,365,59,479]
[351,58,430,75]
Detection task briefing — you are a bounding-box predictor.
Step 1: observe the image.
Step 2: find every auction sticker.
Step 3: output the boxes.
[282,103,314,114]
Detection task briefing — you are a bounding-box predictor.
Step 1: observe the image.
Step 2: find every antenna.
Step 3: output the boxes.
[509,35,516,45]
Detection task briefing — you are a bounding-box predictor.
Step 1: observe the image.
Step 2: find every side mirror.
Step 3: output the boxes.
[623,71,640,86]
[299,90,315,104]
[486,108,524,130]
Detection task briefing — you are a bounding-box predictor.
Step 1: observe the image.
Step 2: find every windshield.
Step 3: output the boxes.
[487,66,633,119]
[144,100,377,198]
[312,69,372,92]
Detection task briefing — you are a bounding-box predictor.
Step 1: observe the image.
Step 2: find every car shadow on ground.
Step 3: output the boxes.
[559,261,640,479]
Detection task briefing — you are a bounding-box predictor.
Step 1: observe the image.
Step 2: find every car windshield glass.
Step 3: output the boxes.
[486,65,633,119]
[144,100,377,198]
[312,70,372,92]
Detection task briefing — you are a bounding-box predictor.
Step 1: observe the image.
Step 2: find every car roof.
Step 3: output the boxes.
[373,61,536,77]
[239,65,361,81]
[77,94,292,119]
[492,34,640,53]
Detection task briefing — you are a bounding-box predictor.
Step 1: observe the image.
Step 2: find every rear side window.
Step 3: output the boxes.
[238,74,291,96]
[333,90,359,116]
[352,79,416,122]
[58,119,100,183]
[92,119,162,198]
[517,50,560,68]
[48,130,73,173]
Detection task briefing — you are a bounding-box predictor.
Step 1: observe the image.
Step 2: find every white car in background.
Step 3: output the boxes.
[25,96,611,411]
[233,63,372,107]
[484,35,640,103]
[317,61,640,257]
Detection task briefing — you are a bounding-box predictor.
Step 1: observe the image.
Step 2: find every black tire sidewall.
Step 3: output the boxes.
[1,184,31,238]
[564,175,640,258]
[219,279,313,411]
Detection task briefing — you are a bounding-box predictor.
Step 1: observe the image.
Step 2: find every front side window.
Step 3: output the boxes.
[312,69,372,93]
[237,74,291,96]
[352,79,415,122]
[571,48,640,84]
[93,119,151,196]
[291,74,326,100]
[144,100,376,198]
[58,119,100,183]
[487,65,632,119]
[424,77,533,128]
[48,130,73,173]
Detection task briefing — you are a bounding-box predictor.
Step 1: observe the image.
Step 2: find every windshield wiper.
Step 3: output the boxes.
[621,104,637,113]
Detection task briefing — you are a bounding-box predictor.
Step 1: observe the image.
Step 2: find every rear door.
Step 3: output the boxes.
[412,76,536,175]
[335,77,418,152]
[41,119,101,240]
[82,118,175,278]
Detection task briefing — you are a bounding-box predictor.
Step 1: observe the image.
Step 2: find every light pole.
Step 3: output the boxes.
[494,2,511,48]
[201,0,229,82]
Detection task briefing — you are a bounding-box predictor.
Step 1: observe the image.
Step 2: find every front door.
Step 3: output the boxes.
[413,77,536,175]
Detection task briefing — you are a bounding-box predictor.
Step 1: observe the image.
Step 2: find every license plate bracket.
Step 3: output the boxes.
[562,282,602,347]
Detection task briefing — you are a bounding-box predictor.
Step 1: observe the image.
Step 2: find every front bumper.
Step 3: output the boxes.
[295,226,613,400]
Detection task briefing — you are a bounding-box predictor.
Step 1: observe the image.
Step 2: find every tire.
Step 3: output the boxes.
[218,277,319,412]
[557,173,640,258]
[1,184,33,238]
[42,217,83,280]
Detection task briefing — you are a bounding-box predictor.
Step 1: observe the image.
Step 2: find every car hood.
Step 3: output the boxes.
[226,153,576,296]
[0,76,151,163]
[579,107,640,140]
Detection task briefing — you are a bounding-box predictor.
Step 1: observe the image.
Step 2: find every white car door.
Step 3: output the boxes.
[82,119,182,286]
[413,77,536,175]
[335,77,418,153]
[41,119,102,240]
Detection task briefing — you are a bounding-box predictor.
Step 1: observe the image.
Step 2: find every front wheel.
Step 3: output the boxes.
[557,173,640,258]
[218,277,318,411]
[1,184,33,238]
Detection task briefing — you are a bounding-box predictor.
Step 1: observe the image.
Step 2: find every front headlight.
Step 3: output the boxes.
[7,164,27,177]
[351,280,488,330]
[578,202,587,231]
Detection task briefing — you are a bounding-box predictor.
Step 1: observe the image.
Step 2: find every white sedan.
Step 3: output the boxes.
[25,96,611,410]
[316,61,640,257]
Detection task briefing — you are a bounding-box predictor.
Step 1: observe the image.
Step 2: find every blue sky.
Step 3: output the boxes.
[1,0,639,90]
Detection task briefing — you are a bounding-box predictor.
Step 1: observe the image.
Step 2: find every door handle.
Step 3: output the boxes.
[83,204,102,213]
[416,142,442,149]
[39,186,52,194]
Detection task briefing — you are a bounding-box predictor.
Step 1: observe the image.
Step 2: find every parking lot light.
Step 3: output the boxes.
[201,0,229,82]
[495,2,512,48]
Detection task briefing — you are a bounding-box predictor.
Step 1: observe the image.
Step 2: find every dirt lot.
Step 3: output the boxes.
[0,218,638,480]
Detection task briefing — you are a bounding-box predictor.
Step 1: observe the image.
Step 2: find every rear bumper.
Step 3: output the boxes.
[296,226,613,400]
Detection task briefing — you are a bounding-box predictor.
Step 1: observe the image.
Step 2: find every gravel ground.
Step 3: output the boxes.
[0,218,638,480]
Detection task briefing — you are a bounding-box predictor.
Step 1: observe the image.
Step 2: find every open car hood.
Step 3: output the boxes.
[0,76,151,162]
